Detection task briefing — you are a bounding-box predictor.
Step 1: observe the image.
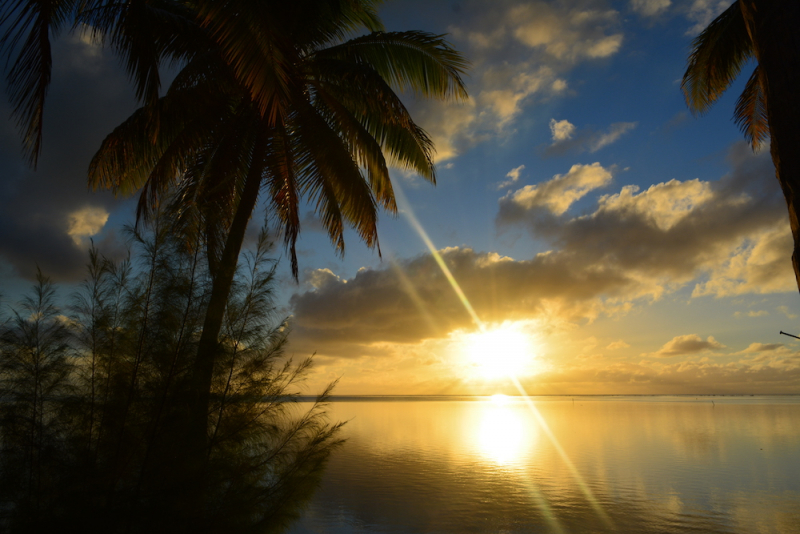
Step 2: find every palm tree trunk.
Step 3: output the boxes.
[187,134,266,458]
[740,0,800,291]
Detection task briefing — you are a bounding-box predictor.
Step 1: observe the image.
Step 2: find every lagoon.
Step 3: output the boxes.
[289,396,800,534]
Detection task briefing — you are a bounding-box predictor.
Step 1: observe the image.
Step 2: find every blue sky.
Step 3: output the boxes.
[2,0,799,395]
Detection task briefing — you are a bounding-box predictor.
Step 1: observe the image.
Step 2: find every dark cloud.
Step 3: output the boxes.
[499,142,790,294]
[653,334,725,356]
[0,34,137,280]
[742,342,784,353]
[289,142,791,354]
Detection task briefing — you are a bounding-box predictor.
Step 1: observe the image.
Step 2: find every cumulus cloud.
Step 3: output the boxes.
[507,2,623,61]
[550,119,576,142]
[497,165,526,190]
[500,163,613,216]
[408,0,624,160]
[653,334,725,357]
[288,143,791,362]
[67,206,109,245]
[544,121,638,156]
[630,0,671,17]
[502,142,794,299]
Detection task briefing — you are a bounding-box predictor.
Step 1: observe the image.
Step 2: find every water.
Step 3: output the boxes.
[288,396,800,534]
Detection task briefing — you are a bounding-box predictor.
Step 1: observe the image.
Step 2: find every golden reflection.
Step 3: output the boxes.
[474,401,536,466]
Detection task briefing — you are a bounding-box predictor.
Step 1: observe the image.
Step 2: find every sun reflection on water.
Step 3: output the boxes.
[475,399,536,466]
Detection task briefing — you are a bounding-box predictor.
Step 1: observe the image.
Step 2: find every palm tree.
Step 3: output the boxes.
[84,0,468,453]
[682,0,800,291]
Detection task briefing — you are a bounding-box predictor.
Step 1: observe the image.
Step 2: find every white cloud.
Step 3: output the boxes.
[590,122,638,152]
[550,119,576,142]
[503,163,613,216]
[692,223,796,297]
[545,121,638,156]
[500,142,792,300]
[412,0,625,161]
[597,178,714,231]
[630,0,672,17]
[67,206,109,245]
[497,164,526,190]
[509,3,623,61]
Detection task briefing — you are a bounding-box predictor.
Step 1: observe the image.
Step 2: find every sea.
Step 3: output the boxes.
[287,395,800,534]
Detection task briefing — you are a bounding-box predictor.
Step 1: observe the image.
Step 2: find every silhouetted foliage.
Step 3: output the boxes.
[0,226,342,534]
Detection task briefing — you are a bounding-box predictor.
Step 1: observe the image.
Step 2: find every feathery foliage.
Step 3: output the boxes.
[0,225,342,534]
[681,1,768,149]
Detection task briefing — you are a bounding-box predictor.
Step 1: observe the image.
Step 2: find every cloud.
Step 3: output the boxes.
[408,0,624,160]
[290,142,792,359]
[501,142,794,299]
[607,340,631,350]
[544,121,638,156]
[67,206,109,245]
[550,119,576,142]
[742,343,784,353]
[630,0,671,17]
[514,355,800,395]
[496,164,526,190]
[653,334,725,356]
[684,0,733,35]
[0,35,135,281]
[507,2,623,61]
[499,162,613,216]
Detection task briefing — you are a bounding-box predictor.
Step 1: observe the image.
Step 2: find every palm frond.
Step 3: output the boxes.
[264,123,303,277]
[311,83,395,211]
[0,0,78,167]
[311,57,436,183]
[317,31,469,101]
[682,0,753,115]
[79,0,197,106]
[733,65,769,150]
[289,96,380,256]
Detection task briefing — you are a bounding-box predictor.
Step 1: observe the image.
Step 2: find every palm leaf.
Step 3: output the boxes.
[310,57,436,183]
[0,0,78,167]
[289,96,380,255]
[79,0,197,106]
[733,65,769,150]
[682,0,753,115]
[317,31,469,101]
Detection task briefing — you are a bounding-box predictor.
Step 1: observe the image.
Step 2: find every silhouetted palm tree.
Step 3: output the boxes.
[86,1,467,454]
[682,0,800,290]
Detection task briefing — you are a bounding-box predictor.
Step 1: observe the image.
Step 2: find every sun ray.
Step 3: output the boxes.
[395,178,612,527]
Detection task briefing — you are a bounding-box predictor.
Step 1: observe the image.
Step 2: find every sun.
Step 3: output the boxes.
[462,324,534,380]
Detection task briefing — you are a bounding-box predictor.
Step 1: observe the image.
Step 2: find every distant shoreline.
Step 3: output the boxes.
[296,393,800,402]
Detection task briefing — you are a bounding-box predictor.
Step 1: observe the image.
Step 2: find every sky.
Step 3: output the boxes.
[2,0,800,396]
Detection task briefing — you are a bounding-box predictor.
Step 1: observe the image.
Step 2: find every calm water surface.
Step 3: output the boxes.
[289,396,800,534]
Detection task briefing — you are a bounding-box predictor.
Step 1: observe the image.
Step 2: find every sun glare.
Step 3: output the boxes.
[463,324,535,380]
